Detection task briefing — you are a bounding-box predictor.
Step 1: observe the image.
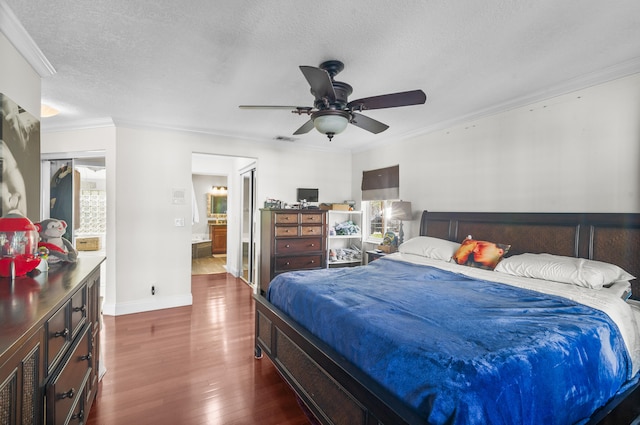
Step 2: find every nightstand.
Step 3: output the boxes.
[366,250,387,263]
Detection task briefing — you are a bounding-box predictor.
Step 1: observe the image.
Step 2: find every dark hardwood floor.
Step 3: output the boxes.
[87,273,310,425]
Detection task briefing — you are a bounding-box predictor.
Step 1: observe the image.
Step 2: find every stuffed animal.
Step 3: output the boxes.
[35,218,78,264]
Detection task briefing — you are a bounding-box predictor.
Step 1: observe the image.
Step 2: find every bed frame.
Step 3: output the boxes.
[255,211,640,425]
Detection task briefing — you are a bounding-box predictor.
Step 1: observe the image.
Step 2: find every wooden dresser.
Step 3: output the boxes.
[260,209,326,295]
[0,256,104,425]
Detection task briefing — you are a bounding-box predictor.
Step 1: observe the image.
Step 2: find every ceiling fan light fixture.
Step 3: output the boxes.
[312,110,350,141]
[240,61,427,141]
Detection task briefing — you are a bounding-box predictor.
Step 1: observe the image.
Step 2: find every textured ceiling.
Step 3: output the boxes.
[4,0,640,151]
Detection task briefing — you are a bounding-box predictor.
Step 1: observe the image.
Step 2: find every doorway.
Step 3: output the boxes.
[191,153,257,285]
[191,173,227,275]
[41,155,107,250]
[41,153,107,295]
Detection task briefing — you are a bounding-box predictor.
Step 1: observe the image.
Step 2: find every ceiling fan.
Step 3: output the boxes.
[239,60,427,141]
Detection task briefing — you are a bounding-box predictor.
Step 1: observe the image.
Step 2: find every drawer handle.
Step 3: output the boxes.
[310,260,315,264]
[73,304,87,313]
[310,243,315,247]
[285,244,290,248]
[59,388,75,400]
[81,352,92,362]
[286,262,290,266]
[71,410,84,421]
[54,328,69,338]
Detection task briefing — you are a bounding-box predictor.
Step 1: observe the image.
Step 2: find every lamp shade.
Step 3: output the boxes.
[391,201,412,221]
[312,110,350,139]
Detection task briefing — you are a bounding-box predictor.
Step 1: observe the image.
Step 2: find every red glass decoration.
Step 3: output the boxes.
[0,212,41,277]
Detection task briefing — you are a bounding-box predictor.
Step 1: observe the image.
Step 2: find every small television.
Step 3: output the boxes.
[297,188,318,202]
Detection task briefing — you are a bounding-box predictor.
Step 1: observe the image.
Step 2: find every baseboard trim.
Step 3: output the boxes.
[103,293,193,316]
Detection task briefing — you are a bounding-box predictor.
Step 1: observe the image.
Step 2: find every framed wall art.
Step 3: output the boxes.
[0,93,40,219]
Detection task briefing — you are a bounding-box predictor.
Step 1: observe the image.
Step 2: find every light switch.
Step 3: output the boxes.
[174,218,185,227]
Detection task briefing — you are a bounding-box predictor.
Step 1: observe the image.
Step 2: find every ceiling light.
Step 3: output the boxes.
[312,110,350,141]
[41,103,60,118]
[211,186,227,195]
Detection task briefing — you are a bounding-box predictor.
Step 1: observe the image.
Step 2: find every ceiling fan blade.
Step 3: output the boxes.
[239,105,309,110]
[293,119,314,135]
[350,112,389,134]
[347,89,426,111]
[299,66,336,102]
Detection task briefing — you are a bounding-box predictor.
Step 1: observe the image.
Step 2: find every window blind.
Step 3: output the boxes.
[361,165,399,201]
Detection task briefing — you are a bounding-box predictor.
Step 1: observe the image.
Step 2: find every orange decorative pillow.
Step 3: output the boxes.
[452,237,511,270]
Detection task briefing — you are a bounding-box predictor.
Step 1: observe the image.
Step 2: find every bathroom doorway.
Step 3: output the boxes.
[191,173,227,275]
[191,153,257,284]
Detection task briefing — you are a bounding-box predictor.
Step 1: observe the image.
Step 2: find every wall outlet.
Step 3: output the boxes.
[174,217,185,227]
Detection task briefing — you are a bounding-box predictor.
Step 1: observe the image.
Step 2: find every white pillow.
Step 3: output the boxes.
[494,253,635,289]
[398,236,460,261]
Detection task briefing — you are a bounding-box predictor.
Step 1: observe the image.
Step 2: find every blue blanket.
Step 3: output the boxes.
[267,258,635,425]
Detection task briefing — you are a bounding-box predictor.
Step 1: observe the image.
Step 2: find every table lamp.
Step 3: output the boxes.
[391,201,412,245]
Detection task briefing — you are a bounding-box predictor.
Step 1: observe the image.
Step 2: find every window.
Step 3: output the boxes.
[364,200,400,243]
[361,165,401,243]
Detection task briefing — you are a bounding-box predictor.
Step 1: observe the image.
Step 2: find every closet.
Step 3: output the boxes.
[41,155,106,253]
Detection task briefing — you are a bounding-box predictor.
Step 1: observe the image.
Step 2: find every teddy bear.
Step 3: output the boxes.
[35,218,78,264]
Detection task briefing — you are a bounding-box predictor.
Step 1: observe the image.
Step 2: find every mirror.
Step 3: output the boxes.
[241,168,256,285]
[207,194,227,217]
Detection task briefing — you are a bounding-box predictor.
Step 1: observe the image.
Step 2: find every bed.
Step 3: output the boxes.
[254,211,640,424]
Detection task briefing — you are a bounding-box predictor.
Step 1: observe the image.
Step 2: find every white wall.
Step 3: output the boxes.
[41,126,118,310]
[41,125,352,315]
[0,33,40,115]
[0,32,42,221]
[352,72,640,240]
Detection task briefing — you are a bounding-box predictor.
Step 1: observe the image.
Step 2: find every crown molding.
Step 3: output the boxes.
[353,59,640,154]
[110,118,352,153]
[0,0,55,77]
[41,117,115,133]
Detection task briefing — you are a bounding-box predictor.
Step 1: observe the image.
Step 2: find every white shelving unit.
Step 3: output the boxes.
[326,210,363,268]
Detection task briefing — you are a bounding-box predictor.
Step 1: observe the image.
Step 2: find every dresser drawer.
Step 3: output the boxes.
[275,254,323,272]
[300,225,323,236]
[300,213,324,224]
[67,386,87,425]
[47,324,92,425]
[47,302,71,374]
[275,237,322,254]
[70,286,88,339]
[275,226,298,237]
[274,213,299,224]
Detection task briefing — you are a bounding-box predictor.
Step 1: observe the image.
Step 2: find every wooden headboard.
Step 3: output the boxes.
[419,211,640,299]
